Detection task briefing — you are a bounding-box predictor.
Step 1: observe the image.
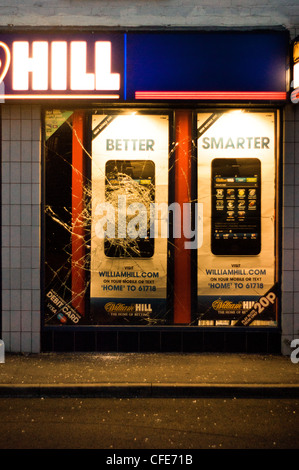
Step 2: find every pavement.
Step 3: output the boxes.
[0,352,299,398]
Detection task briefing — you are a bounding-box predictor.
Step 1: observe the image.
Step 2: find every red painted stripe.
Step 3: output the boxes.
[72,111,85,316]
[174,110,192,324]
[135,91,287,100]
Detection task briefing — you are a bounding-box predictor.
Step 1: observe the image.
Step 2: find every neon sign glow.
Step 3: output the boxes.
[0,39,121,99]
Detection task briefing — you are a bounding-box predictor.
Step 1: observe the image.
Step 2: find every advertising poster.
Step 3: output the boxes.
[197,110,278,326]
[90,113,169,324]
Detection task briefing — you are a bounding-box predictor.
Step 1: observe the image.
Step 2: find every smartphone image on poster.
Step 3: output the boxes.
[211,158,261,256]
[104,159,155,258]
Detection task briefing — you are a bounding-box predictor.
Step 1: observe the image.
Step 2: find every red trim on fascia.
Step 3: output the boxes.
[135,91,287,100]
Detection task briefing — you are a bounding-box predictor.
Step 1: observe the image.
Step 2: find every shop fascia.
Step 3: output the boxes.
[0,40,120,93]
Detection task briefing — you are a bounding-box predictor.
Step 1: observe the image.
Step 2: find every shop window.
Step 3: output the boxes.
[43,108,280,330]
[195,109,280,327]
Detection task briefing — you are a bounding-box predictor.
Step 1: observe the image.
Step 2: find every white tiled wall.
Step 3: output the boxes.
[282,102,299,354]
[1,105,41,353]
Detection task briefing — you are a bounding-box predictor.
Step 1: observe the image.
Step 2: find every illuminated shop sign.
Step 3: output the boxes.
[291,37,299,103]
[0,30,289,101]
[0,34,124,99]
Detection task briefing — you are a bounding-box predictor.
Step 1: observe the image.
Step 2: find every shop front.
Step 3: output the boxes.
[0,28,291,352]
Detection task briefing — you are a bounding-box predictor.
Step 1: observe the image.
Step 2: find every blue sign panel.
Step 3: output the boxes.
[126,30,289,101]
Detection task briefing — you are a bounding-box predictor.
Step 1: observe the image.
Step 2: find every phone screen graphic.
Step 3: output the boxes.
[104,159,155,258]
[211,158,261,256]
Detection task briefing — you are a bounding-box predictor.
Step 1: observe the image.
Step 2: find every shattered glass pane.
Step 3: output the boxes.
[44,110,171,326]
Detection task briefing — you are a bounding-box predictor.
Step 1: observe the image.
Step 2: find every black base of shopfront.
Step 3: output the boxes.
[41,328,281,354]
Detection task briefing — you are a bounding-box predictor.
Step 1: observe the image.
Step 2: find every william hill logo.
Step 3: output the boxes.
[104,302,152,314]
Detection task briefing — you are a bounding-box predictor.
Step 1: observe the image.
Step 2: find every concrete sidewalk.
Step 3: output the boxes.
[0,352,299,398]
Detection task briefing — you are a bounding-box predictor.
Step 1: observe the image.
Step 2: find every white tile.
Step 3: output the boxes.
[282,313,294,335]
[2,333,10,351]
[31,248,40,268]
[282,271,294,292]
[10,162,21,183]
[32,162,40,183]
[10,140,21,162]
[32,311,41,333]
[10,310,21,331]
[1,106,10,119]
[2,290,10,310]
[2,205,10,225]
[10,247,21,269]
[294,271,299,291]
[1,184,10,204]
[21,269,32,289]
[21,141,32,162]
[21,205,32,226]
[1,312,11,333]
[283,164,295,185]
[283,249,294,270]
[1,248,10,268]
[1,162,10,183]
[2,269,10,289]
[11,290,21,310]
[21,226,32,247]
[1,227,10,247]
[31,140,40,162]
[10,106,21,120]
[10,120,21,141]
[294,250,299,270]
[21,332,32,353]
[21,106,32,120]
[294,314,299,335]
[10,205,21,226]
[10,226,21,247]
[31,205,40,226]
[31,106,41,120]
[10,184,21,204]
[21,120,32,141]
[21,184,31,204]
[1,120,11,140]
[21,290,32,310]
[10,269,21,290]
[1,141,11,161]
[32,269,40,289]
[31,332,40,353]
[21,247,32,268]
[32,290,40,310]
[21,162,32,183]
[31,120,41,141]
[21,311,32,331]
[32,183,40,204]
[32,226,40,247]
